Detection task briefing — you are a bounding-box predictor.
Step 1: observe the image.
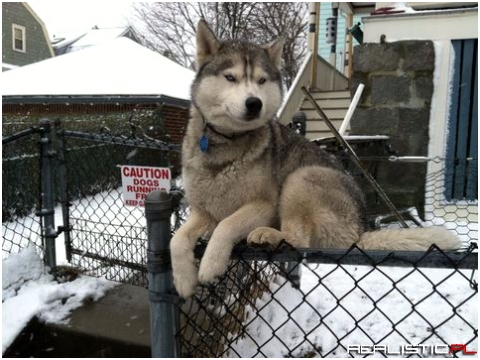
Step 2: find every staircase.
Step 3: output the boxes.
[299,89,351,140]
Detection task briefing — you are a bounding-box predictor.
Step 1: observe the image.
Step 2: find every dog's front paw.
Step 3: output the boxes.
[173,268,198,298]
[247,226,284,246]
[198,254,229,284]
[171,248,199,298]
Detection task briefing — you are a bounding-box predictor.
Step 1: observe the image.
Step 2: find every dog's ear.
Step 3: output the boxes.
[196,19,220,70]
[264,36,285,69]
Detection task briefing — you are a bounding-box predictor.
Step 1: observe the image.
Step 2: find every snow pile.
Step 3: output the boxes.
[2,247,118,354]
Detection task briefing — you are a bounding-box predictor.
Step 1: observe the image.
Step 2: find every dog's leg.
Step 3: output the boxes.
[198,201,276,284]
[281,166,362,248]
[171,209,216,298]
[247,223,313,248]
[249,166,363,249]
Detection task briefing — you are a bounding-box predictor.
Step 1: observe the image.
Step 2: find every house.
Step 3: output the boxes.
[278,2,375,137]
[280,2,477,237]
[51,26,140,55]
[2,2,54,71]
[317,2,373,77]
[280,2,477,137]
[2,37,195,155]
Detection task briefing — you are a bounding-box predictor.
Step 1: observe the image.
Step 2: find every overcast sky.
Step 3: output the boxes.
[28,1,135,36]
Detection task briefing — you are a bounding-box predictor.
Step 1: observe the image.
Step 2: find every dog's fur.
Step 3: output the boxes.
[170,20,460,298]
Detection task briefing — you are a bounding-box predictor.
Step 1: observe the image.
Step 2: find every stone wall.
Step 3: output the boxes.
[350,40,435,219]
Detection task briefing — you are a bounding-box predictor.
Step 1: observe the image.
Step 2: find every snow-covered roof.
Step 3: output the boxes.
[52,27,137,54]
[2,37,195,101]
[51,31,86,50]
[66,28,132,53]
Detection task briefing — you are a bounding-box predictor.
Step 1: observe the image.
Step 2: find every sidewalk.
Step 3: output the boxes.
[4,284,151,357]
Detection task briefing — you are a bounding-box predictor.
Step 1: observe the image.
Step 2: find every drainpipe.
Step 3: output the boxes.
[308,2,319,89]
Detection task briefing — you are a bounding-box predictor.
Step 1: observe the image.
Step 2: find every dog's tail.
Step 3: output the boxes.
[357,227,461,251]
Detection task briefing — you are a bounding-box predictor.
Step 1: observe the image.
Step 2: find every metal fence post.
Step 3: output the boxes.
[286,262,301,288]
[145,190,178,358]
[54,118,72,262]
[292,111,307,136]
[38,118,57,269]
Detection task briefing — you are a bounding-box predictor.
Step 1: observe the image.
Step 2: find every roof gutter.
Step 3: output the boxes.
[1,94,191,109]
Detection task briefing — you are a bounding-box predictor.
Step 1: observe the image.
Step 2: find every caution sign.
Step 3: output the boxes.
[120,165,171,207]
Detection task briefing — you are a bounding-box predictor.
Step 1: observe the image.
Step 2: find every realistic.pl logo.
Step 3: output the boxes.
[347,344,477,356]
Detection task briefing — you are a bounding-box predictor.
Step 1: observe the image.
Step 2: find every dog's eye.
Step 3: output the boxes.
[258,77,267,85]
[224,74,236,82]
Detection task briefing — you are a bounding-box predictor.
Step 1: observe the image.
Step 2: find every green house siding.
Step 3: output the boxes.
[2,3,53,68]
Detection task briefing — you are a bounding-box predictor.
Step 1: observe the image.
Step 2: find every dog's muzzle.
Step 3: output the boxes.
[244,97,263,120]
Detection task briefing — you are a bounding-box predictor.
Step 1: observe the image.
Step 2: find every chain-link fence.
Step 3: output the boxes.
[59,128,185,285]
[2,127,43,256]
[172,145,478,357]
[2,119,478,357]
[178,242,477,357]
[1,118,186,274]
[313,137,478,241]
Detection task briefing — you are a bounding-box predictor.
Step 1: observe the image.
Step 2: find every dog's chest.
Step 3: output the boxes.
[207,157,252,179]
[184,154,277,221]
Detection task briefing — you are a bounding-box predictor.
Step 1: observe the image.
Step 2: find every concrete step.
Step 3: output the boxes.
[305,130,350,141]
[300,108,348,121]
[307,90,351,100]
[4,283,151,357]
[299,90,351,140]
[305,131,333,140]
[306,119,344,132]
[300,97,351,110]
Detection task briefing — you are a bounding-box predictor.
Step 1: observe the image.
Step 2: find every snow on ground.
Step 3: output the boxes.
[2,188,146,264]
[2,247,117,354]
[227,264,477,357]
[2,202,70,264]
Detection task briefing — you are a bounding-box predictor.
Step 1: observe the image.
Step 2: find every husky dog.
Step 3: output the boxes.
[170,19,459,298]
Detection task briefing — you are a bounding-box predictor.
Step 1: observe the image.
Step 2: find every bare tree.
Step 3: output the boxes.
[129,2,307,88]
[248,3,308,88]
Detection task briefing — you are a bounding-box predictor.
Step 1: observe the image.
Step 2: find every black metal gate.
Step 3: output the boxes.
[2,118,183,286]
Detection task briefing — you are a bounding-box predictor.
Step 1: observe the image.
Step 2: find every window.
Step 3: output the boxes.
[445,39,478,201]
[12,24,26,52]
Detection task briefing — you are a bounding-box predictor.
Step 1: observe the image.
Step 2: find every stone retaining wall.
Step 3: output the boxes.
[350,40,435,219]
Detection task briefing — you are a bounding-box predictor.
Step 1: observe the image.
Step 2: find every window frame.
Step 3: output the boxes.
[12,24,26,53]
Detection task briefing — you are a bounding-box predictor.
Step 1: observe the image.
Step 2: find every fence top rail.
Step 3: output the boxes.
[61,129,181,152]
[2,126,42,145]
[194,241,478,270]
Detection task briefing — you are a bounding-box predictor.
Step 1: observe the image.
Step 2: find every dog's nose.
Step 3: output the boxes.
[245,97,263,118]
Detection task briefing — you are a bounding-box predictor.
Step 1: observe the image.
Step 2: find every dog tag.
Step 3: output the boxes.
[199,135,209,152]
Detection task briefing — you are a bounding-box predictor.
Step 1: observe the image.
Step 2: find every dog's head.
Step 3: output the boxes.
[191,19,284,132]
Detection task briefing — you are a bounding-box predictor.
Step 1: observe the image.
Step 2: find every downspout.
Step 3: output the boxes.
[308,2,320,89]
